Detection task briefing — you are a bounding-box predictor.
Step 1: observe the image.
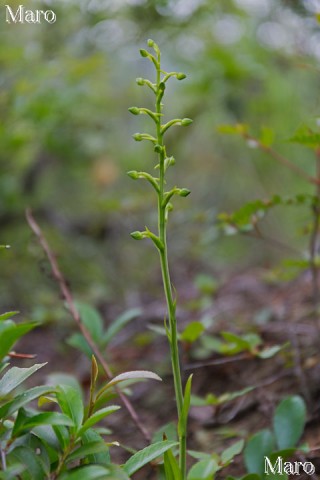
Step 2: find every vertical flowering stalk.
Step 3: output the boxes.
[128,40,193,478]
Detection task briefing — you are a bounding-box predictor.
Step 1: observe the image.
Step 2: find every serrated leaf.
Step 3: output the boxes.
[0,364,47,397]
[187,458,219,479]
[273,395,306,449]
[244,429,275,475]
[79,405,120,436]
[123,440,179,476]
[56,384,84,433]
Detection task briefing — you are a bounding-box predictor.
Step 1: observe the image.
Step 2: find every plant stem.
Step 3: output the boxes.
[309,149,320,311]
[155,54,186,478]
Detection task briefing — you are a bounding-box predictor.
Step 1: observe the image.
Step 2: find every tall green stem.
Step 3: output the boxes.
[129,40,192,479]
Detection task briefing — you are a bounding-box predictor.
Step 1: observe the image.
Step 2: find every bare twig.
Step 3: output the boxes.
[26,209,151,442]
[309,149,320,311]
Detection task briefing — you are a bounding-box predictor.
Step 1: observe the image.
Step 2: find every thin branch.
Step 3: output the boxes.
[26,209,151,443]
[245,134,320,185]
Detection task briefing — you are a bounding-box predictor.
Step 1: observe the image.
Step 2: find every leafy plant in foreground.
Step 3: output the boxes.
[128,39,193,479]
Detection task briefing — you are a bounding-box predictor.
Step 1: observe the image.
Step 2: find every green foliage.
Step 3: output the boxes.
[243,396,307,479]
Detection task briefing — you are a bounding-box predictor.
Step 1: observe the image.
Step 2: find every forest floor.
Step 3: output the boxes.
[17,266,320,479]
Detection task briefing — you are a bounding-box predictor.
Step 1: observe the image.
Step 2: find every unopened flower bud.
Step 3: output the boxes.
[127,170,139,179]
[133,133,143,141]
[176,73,186,80]
[247,139,258,149]
[178,188,191,197]
[154,144,164,153]
[128,107,140,115]
[140,49,149,58]
[159,82,166,92]
[181,118,193,126]
[136,77,145,86]
[130,231,144,240]
[147,39,155,47]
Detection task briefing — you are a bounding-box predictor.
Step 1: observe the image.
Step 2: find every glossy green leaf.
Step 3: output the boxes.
[123,440,179,476]
[79,405,120,436]
[273,395,306,449]
[244,429,275,475]
[187,458,219,480]
[56,384,84,433]
[0,363,47,397]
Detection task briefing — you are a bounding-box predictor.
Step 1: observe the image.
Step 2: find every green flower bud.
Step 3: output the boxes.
[176,72,186,80]
[136,77,145,86]
[133,133,143,141]
[159,82,166,92]
[127,170,139,179]
[181,118,193,126]
[130,231,144,240]
[166,156,175,166]
[147,39,155,47]
[166,202,173,212]
[154,144,164,153]
[128,107,140,115]
[178,188,191,197]
[140,49,149,58]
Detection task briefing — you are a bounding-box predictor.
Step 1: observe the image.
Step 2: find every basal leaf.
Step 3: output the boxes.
[244,429,275,475]
[273,395,306,449]
[187,458,219,480]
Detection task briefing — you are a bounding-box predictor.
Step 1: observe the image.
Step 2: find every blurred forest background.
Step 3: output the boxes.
[1,0,320,325]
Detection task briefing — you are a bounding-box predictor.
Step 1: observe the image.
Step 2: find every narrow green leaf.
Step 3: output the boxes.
[58,464,130,480]
[13,411,74,435]
[123,440,179,476]
[103,308,141,345]
[76,302,104,343]
[187,458,219,480]
[105,370,162,389]
[79,405,120,436]
[178,374,193,437]
[0,312,19,322]
[56,384,84,433]
[81,429,111,465]
[0,386,53,419]
[66,441,109,463]
[8,446,46,480]
[273,395,306,449]
[0,363,47,397]
[244,429,275,475]
[164,447,181,480]
[221,439,244,465]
